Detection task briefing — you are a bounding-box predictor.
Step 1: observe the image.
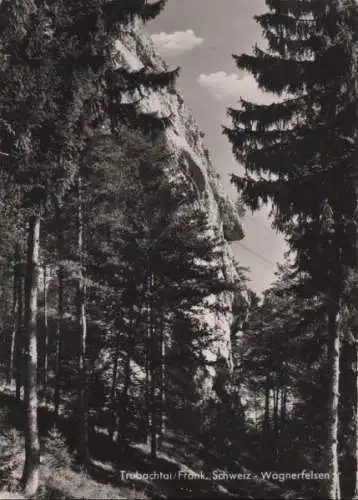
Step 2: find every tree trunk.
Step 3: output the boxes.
[42,263,48,391]
[263,366,271,435]
[15,271,24,401]
[158,322,166,447]
[120,342,132,447]
[21,215,41,497]
[145,272,158,460]
[262,361,272,466]
[350,12,358,499]
[145,344,150,444]
[149,275,159,461]
[273,386,280,459]
[326,305,341,500]
[109,332,121,442]
[335,3,358,496]
[119,300,145,445]
[279,385,288,460]
[149,333,157,462]
[145,273,151,446]
[54,206,64,417]
[8,244,21,384]
[76,177,89,468]
[280,386,287,429]
[273,387,279,431]
[353,337,358,500]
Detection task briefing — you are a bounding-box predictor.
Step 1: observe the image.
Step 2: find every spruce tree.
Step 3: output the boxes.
[72,127,239,458]
[0,0,178,489]
[224,2,358,497]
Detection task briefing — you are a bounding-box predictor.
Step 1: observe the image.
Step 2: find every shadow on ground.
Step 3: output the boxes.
[0,390,304,499]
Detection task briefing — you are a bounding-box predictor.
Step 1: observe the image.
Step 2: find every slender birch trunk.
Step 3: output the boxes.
[21,215,41,497]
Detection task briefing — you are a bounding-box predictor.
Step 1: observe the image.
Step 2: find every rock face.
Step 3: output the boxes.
[116,19,244,378]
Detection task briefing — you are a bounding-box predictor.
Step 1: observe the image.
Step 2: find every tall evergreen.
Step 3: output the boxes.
[0,0,178,492]
[81,128,238,455]
[224,1,358,498]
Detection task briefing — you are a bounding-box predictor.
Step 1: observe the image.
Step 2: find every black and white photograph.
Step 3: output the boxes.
[0,0,356,498]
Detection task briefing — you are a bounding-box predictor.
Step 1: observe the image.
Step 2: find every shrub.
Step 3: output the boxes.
[0,428,23,492]
[42,426,73,470]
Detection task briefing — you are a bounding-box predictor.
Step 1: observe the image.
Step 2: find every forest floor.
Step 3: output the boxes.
[0,388,304,499]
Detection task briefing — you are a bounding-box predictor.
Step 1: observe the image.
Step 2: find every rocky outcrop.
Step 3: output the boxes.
[116,20,244,376]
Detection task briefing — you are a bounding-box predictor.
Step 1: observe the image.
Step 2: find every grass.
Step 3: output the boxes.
[0,427,139,500]
[39,467,128,499]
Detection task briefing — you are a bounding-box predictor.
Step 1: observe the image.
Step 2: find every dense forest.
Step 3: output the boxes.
[0,0,358,499]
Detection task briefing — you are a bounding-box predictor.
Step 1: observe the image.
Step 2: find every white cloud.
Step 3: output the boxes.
[197,71,278,104]
[151,29,204,57]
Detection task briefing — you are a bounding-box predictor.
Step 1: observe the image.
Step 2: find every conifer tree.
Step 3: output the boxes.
[76,127,238,457]
[224,2,358,497]
[0,0,178,490]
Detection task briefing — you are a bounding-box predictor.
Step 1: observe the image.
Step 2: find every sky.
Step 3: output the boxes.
[146,0,288,294]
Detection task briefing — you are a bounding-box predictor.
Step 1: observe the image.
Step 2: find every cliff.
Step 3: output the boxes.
[116,19,244,381]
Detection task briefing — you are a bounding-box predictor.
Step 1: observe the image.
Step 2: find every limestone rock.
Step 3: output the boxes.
[116,19,244,381]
